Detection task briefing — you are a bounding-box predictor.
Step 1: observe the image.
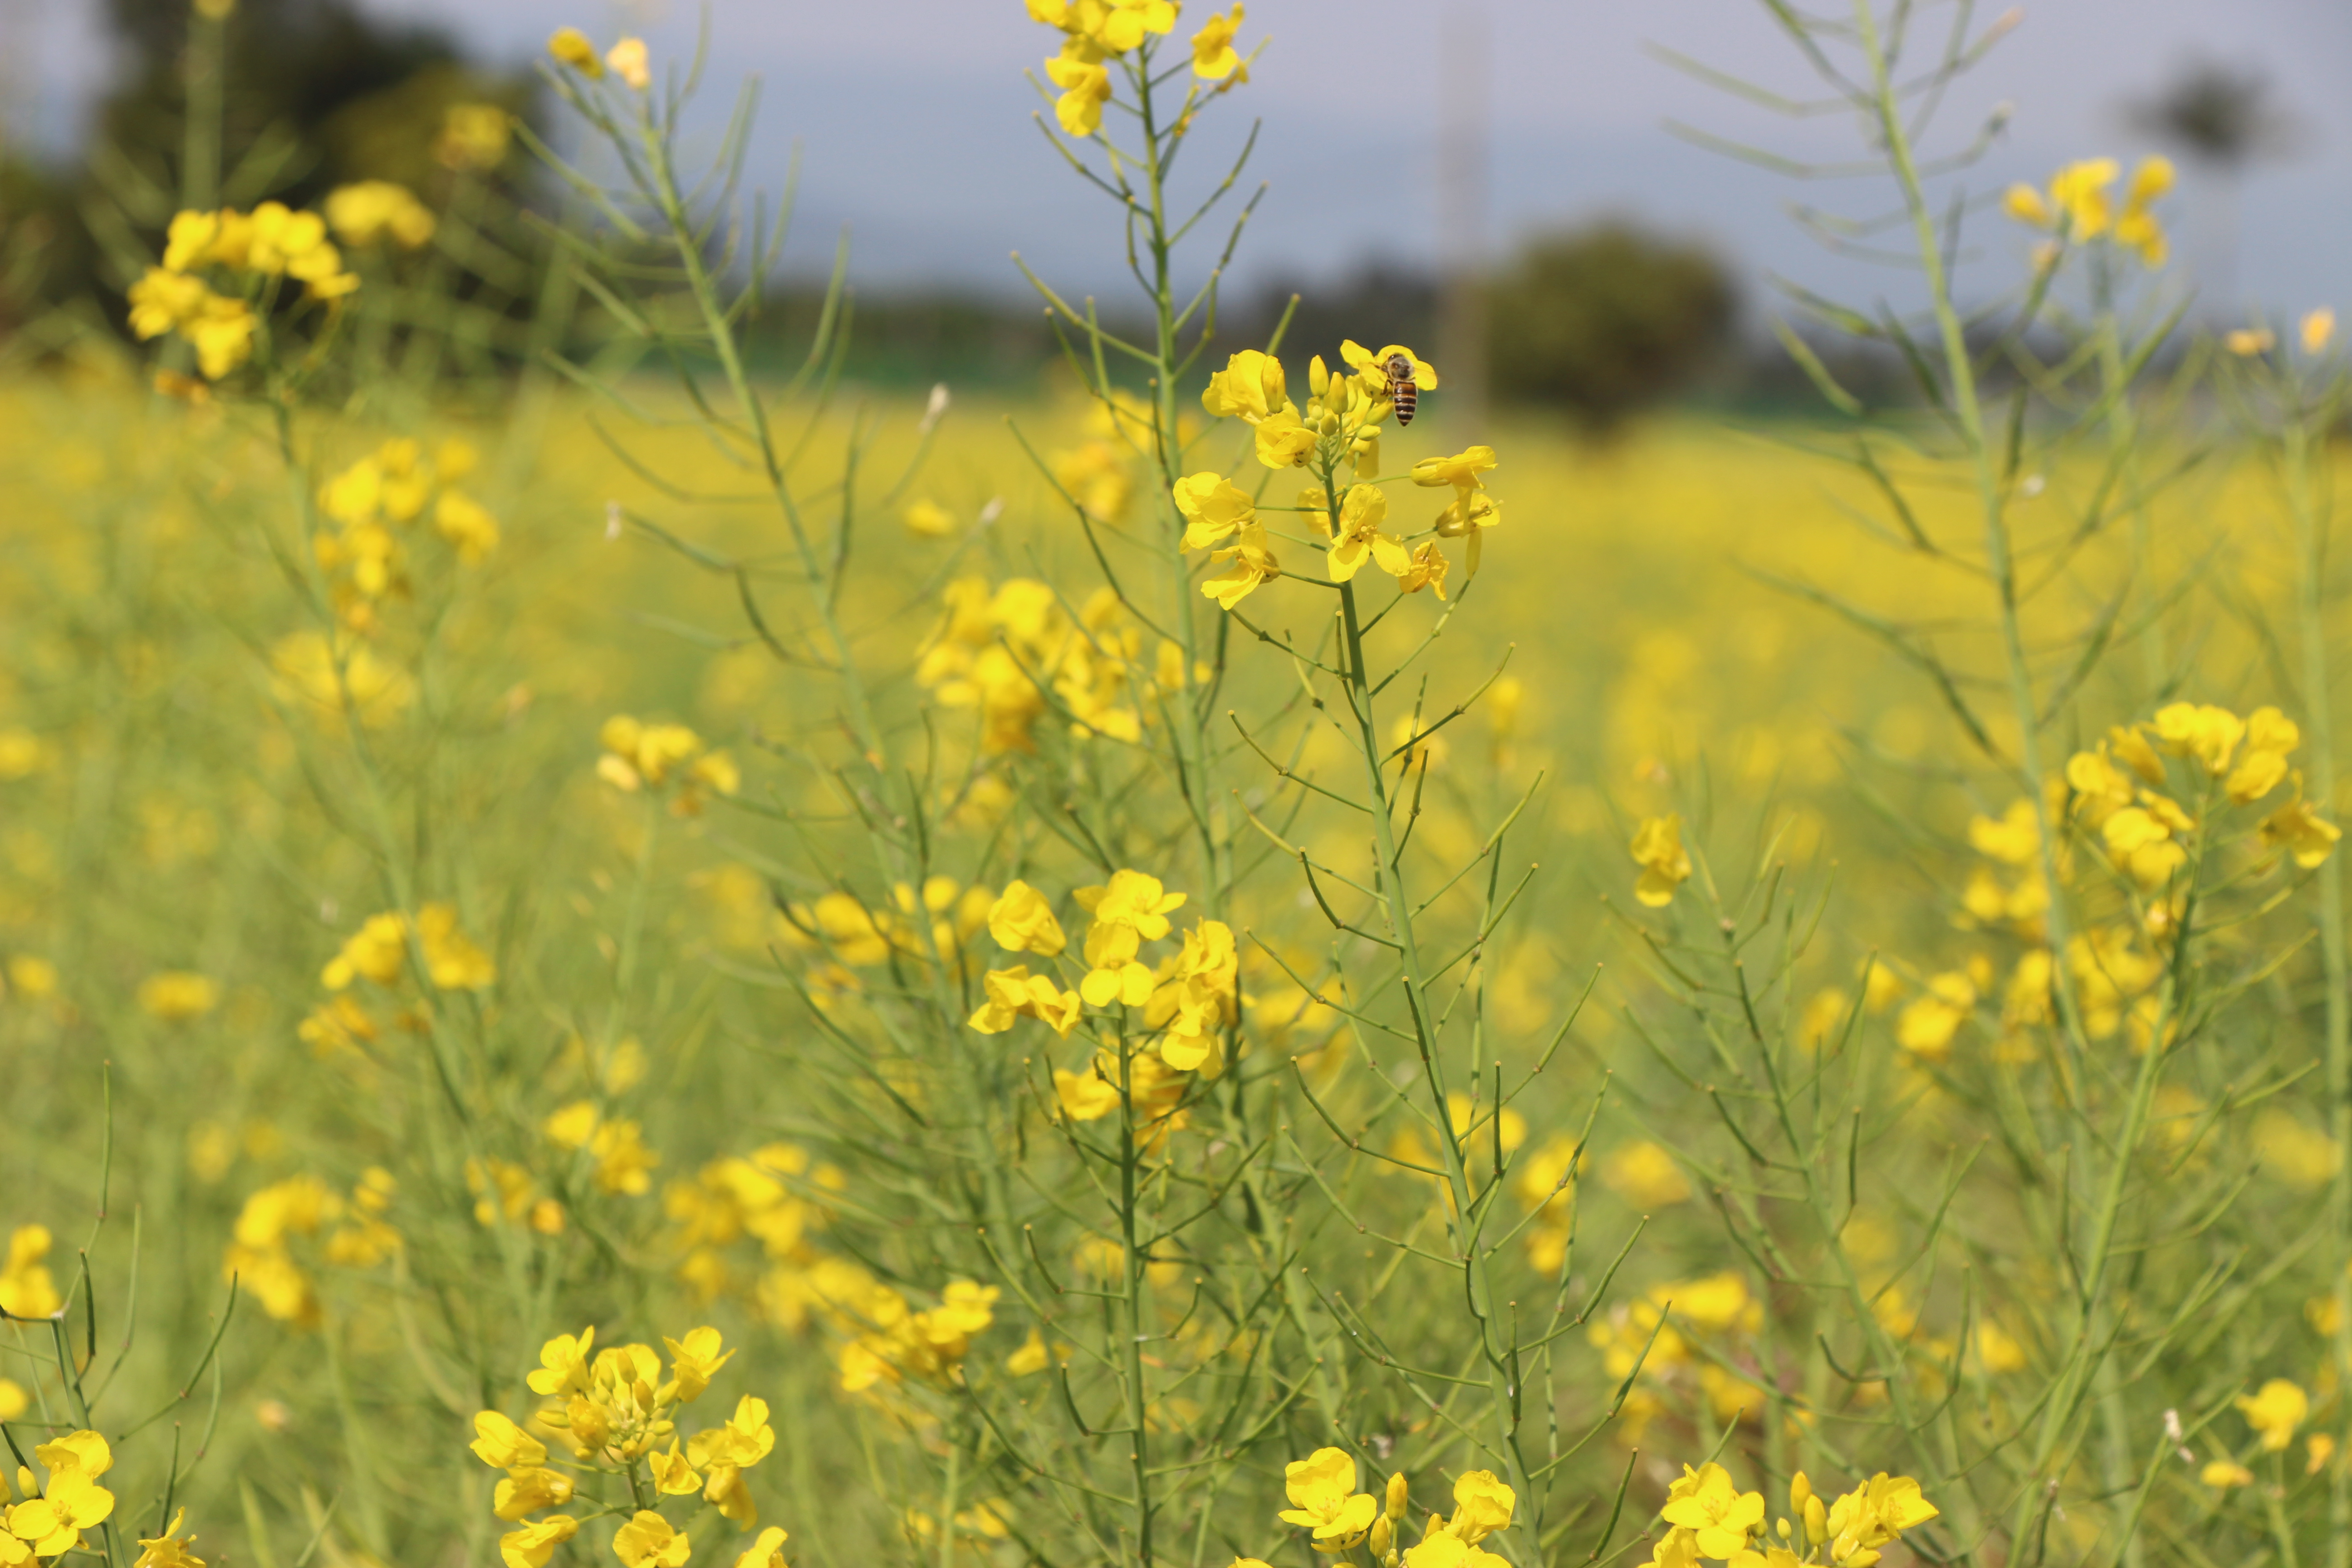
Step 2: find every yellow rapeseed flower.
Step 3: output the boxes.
[1629,814,1691,906]
[499,1516,578,1568]
[0,1226,60,1318]
[2238,1379,2309,1450]
[549,28,604,77]
[607,38,652,90]
[1190,5,1246,80]
[137,971,220,1022]
[1279,1447,1377,1551]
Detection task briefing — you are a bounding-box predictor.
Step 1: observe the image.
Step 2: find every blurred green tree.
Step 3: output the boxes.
[1484,223,1735,430]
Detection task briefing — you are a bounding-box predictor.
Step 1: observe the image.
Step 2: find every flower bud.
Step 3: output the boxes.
[1370,1519,1393,1558]
[1318,410,1341,436]
[1259,355,1288,413]
[1803,1495,1827,1546]
[1309,355,1330,397]
[1790,1474,1811,1514]
[1386,1472,1409,1521]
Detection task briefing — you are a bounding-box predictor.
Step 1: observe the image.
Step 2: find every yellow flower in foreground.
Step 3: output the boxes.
[650,1443,701,1496]
[1444,1471,1515,1544]
[969,966,1083,1037]
[1054,1067,1121,1120]
[2305,308,2337,355]
[500,1516,578,1568]
[2238,1379,2309,1451]
[1045,45,1112,137]
[9,1470,115,1557]
[133,1509,204,1568]
[1660,1463,1763,1558]
[1325,485,1406,584]
[1342,338,1439,396]
[549,28,604,77]
[1252,406,1318,470]
[613,1512,690,1568]
[471,1410,549,1469]
[1075,869,1186,1005]
[2263,783,2342,869]
[1403,1536,1509,1568]
[1396,540,1450,600]
[734,1528,789,1568]
[987,881,1067,956]
[1191,5,1246,80]
[1630,814,1691,906]
[138,970,220,1022]
[664,1326,733,1401]
[526,1328,597,1397]
[494,1469,577,1521]
[1202,348,1289,421]
[2152,702,2244,774]
[1173,472,1257,550]
[1202,524,1281,609]
[1279,1447,1377,1550]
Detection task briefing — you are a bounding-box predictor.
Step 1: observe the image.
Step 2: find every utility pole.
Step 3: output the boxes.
[1436,0,1489,436]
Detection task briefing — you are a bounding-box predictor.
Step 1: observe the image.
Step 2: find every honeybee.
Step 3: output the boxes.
[1381,352,1421,426]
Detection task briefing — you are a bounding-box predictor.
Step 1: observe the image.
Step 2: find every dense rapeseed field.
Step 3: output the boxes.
[4,9,2352,1568]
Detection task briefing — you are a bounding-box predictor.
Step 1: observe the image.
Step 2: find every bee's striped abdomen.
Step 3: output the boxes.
[1383,353,1419,426]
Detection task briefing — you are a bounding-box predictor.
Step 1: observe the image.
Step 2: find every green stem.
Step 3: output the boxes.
[1326,449,1537,1555]
[181,11,224,212]
[1848,6,2157,1556]
[1133,52,1225,911]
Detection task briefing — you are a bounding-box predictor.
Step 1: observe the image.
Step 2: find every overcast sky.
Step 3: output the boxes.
[14,0,2350,322]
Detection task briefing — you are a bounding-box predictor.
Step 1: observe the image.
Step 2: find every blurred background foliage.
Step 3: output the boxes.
[0,1,1764,421]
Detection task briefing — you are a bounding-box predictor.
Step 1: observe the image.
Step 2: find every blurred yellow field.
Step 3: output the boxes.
[5,9,2352,1568]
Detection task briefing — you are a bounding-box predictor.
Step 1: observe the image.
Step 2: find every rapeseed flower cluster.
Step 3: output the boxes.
[1588,1274,1767,1439]
[2004,156,2173,268]
[298,901,494,1058]
[663,1144,844,1304]
[128,205,360,380]
[1258,1456,1513,1568]
[474,1326,779,1568]
[598,716,740,816]
[549,28,655,92]
[323,182,437,251]
[545,1102,662,1196]
[2,1433,118,1565]
[917,578,1196,750]
[971,870,1239,1083]
[1642,1463,1936,1568]
[834,1279,1000,1395]
[1176,343,1499,609]
[0,1226,60,1318]
[221,1169,399,1325]
[314,438,500,634]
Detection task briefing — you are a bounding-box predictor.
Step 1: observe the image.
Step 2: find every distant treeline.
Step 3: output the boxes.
[749,226,1934,430]
[1,0,1907,424]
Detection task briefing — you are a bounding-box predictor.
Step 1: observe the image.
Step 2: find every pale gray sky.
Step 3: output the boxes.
[14,0,2349,320]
